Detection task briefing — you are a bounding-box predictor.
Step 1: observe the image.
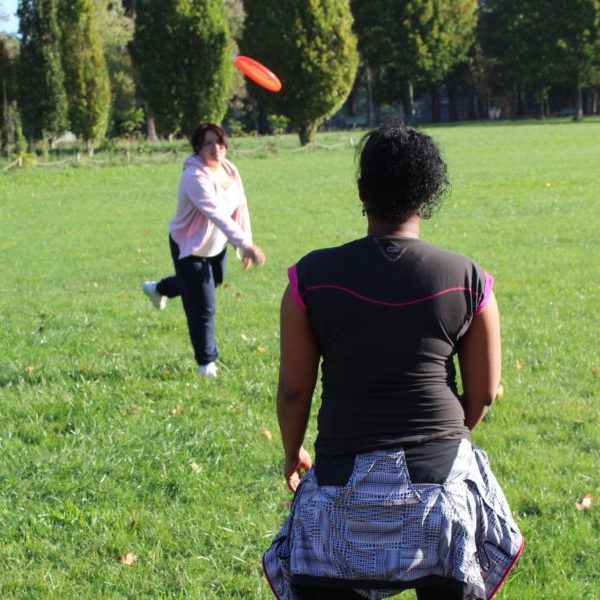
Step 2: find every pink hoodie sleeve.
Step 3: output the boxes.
[182,164,253,250]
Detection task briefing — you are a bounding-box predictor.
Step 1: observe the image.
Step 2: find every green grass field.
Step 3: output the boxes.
[0,120,599,599]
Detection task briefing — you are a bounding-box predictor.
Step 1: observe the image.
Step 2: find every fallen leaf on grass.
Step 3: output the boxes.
[26,365,35,375]
[222,283,232,289]
[234,291,243,297]
[126,520,137,528]
[79,367,89,373]
[591,368,599,376]
[169,408,185,415]
[189,462,201,472]
[495,384,504,400]
[575,494,594,510]
[515,360,525,370]
[257,346,267,354]
[280,500,291,508]
[118,552,138,566]
[260,428,273,441]
[240,333,249,341]
[93,282,99,288]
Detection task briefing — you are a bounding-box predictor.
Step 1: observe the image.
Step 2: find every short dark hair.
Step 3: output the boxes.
[356,123,449,221]
[191,123,228,154]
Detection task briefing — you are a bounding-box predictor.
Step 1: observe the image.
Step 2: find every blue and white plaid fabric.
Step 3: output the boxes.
[263,440,524,600]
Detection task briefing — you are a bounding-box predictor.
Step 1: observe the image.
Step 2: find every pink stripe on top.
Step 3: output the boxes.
[299,284,481,307]
[287,265,307,310]
[475,271,494,316]
[288,265,494,315]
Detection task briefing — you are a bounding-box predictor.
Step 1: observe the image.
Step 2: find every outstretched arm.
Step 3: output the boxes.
[458,291,502,431]
[277,285,320,492]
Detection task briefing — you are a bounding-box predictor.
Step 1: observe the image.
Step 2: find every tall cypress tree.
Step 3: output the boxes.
[17,0,68,144]
[241,0,359,145]
[134,0,233,137]
[59,0,111,154]
[1,34,26,155]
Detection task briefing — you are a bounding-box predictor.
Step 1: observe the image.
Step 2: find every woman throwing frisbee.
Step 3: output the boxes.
[143,123,265,377]
[264,124,523,599]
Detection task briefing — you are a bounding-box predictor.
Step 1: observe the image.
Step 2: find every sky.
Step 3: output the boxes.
[0,0,19,35]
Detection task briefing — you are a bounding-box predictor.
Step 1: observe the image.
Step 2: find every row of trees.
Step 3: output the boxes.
[351,0,599,124]
[1,0,599,153]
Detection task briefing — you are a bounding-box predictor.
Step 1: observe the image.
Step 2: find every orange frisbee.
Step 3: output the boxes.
[235,55,282,92]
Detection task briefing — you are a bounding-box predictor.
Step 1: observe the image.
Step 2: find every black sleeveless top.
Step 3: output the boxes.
[288,236,494,457]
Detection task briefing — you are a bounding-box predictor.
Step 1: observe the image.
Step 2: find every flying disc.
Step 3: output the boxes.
[235,55,282,92]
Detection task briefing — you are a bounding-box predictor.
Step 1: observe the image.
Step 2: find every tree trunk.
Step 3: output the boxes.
[146,112,158,141]
[468,92,479,120]
[515,83,525,117]
[573,73,583,121]
[430,86,441,123]
[537,91,545,119]
[86,138,94,157]
[346,79,357,118]
[448,85,458,122]
[257,106,268,135]
[402,80,415,124]
[298,122,317,146]
[365,67,374,127]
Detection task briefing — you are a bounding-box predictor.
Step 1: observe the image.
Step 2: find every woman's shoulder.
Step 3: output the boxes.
[296,238,369,266]
[417,239,480,265]
[415,240,489,285]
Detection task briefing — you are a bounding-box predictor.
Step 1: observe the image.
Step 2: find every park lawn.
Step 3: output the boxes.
[0,120,598,599]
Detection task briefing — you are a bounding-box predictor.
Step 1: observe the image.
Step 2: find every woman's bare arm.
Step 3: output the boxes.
[277,285,320,491]
[458,291,502,431]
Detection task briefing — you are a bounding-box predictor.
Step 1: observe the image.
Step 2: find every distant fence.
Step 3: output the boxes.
[1,138,357,172]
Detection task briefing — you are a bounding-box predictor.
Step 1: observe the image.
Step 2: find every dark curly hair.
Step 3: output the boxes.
[356,124,449,221]
[190,123,228,154]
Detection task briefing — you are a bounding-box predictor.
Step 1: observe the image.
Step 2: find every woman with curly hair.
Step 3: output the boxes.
[263,124,523,600]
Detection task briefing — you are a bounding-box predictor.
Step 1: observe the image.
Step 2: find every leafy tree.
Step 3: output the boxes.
[93,0,140,136]
[241,0,359,145]
[352,0,418,120]
[59,0,111,154]
[479,0,599,118]
[552,0,600,119]
[352,0,476,122]
[413,0,477,120]
[134,0,233,137]
[478,0,556,116]
[1,34,26,155]
[0,34,18,115]
[17,0,69,145]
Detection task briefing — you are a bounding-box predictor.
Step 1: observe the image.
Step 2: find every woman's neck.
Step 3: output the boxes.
[366,213,420,239]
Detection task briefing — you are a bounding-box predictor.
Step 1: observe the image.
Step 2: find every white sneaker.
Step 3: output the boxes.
[142,281,167,310]
[197,362,218,378]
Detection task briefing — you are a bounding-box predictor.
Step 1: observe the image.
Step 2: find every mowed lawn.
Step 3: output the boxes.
[0,120,598,599]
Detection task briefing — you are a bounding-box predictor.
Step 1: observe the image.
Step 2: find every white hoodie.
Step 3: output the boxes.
[169,154,253,259]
